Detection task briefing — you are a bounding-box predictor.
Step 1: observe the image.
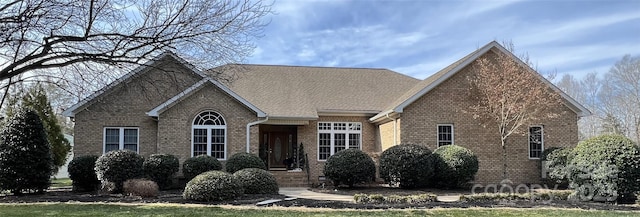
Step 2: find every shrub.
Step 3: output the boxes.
[0,109,53,194]
[323,149,376,187]
[459,190,573,202]
[143,154,179,189]
[94,150,144,193]
[432,145,479,188]
[225,153,266,173]
[354,193,437,204]
[567,135,640,203]
[123,178,159,198]
[68,155,101,192]
[183,170,243,201]
[233,168,279,194]
[379,144,435,188]
[182,155,222,180]
[543,147,571,188]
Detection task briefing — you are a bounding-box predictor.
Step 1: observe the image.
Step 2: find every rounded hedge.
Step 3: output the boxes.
[94,150,144,193]
[143,154,179,190]
[568,135,640,202]
[225,153,266,173]
[182,155,222,181]
[543,147,571,188]
[379,144,435,188]
[183,170,243,201]
[233,168,279,194]
[323,149,376,187]
[68,155,101,192]
[432,145,478,188]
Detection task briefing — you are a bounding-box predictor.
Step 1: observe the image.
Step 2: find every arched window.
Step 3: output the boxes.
[192,111,227,159]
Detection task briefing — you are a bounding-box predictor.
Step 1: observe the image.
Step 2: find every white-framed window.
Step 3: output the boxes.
[437,124,454,147]
[317,122,362,161]
[529,126,544,159]
[104,127,139,153]
[192,111,227,160]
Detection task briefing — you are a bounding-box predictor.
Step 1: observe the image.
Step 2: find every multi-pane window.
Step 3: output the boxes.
[529,126,543,159]
[437,124,454,146]
[104,127,139,153]
[192,111,227,159]
[317,122,362,160]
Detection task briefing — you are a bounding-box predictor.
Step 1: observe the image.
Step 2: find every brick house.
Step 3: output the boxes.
[63,41,590,186]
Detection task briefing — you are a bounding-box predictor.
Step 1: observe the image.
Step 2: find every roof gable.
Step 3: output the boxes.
[370,41,591,122]
[62,52,208,117]
[146,77,266,117]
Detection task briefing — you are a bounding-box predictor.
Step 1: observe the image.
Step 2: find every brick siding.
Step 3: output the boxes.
[400,53,578,185]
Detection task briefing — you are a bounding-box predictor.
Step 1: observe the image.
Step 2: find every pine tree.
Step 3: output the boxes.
[0,109,54,194]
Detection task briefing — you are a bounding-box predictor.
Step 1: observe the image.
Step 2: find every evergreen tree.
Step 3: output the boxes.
[0,109,54,194]
[2,84,71,173]
[21,85,71,172]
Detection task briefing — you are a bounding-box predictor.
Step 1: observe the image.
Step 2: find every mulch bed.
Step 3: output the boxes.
[1,187,639,211]
[0,188,285,205]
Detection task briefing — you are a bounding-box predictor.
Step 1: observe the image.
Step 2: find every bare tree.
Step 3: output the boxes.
[468,42,562,180]
[0,0,272,109]
[599,55,640,142]
[556,73,603,140]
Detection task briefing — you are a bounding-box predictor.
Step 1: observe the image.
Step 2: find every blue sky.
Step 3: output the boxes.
[246,0,640,80]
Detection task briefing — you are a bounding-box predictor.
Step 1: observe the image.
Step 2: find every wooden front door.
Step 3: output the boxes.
[269,133,291,168]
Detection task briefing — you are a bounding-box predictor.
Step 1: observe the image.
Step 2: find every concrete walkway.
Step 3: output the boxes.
[279,187,354,202]
[279,187,462,202]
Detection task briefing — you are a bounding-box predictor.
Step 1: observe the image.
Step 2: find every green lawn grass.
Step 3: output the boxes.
[0,204,638,217]
[50,178,72,188]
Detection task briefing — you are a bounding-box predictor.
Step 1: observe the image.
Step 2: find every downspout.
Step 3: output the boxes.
[386,114,397,146]
[246,116,269,153]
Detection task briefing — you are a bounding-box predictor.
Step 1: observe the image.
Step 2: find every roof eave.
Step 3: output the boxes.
[62,52,208,118]
[146,77,267,118]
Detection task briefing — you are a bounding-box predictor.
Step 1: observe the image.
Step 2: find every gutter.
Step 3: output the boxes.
[386,114,398,146]
[246,116,268,153]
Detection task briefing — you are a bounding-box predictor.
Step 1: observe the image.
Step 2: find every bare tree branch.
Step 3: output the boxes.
[467,41,563,180]
[0,0,272,109]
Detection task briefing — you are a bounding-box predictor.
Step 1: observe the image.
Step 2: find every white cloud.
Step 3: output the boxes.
[516,11,640,46]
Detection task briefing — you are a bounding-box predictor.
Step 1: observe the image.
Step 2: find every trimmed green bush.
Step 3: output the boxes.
[432,145,479,188]
[68,155,101,192]
[543,147,571,188]
[0,109,53,194]
[183,170,243,201]
[94,150,144,193]
[143,154,179,190]
[233,168,279,194]
[567,135,640,203]
[541,147,561,161]
[182,155,222,181]
[323,149,376,187]
[225,153,266,173]
[379,144,435,188]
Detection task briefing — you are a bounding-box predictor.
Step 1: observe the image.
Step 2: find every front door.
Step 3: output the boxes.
[269,133,291,168]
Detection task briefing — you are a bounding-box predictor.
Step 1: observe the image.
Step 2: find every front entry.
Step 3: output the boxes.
[268,133,291,168]
[259,125,297,170]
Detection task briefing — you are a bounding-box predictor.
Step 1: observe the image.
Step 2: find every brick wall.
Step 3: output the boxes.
[297,116,377,185]
[157,83,260,169]
[378,119,401,151]
[73,57,202,158]
[400,52,579,185]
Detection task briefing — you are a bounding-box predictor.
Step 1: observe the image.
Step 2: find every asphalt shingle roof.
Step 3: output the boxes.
[208,65,420,118]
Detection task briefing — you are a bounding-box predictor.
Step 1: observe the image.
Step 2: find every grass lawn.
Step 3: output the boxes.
[0,203,638,217]
[50,178,72,188]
